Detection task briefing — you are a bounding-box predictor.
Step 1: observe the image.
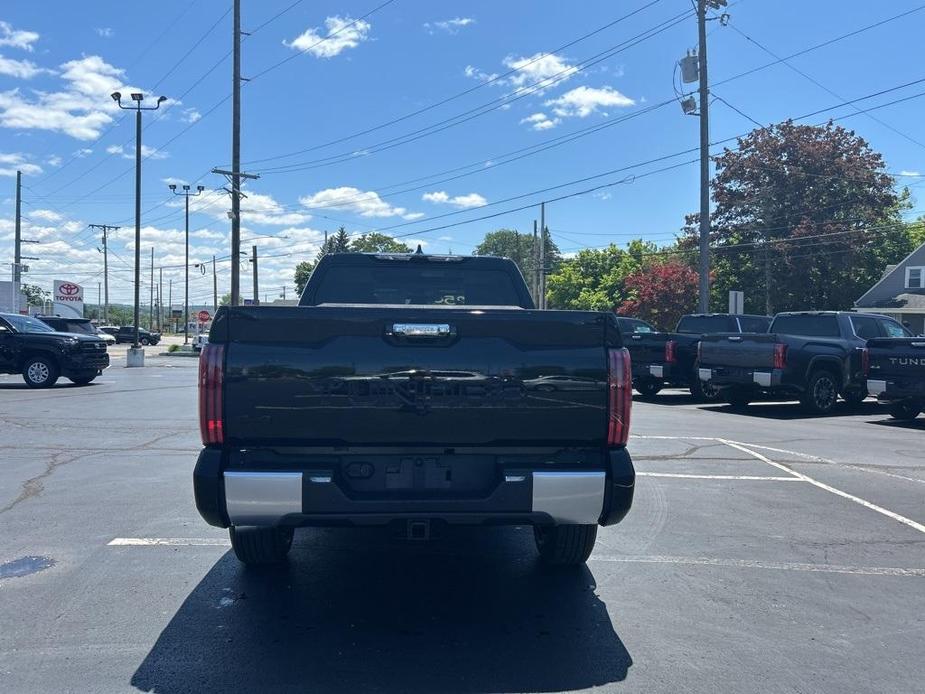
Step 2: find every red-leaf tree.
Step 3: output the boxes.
[618,260,700,330]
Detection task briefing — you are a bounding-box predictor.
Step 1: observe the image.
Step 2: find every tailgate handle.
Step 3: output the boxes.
[727,336,742,341]
[390,323,453,337]
[912,341,925,347]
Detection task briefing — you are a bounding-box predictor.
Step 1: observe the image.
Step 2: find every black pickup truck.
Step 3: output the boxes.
[698,311,911,414]
[0,312,109,387]
[194,253,635,567]
[628,313,770,399]
[866,337,925,420]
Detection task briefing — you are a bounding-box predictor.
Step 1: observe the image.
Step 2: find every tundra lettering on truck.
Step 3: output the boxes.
[888,357,924,366]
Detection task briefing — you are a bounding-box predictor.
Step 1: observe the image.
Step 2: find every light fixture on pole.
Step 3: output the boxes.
[169,182,205,345]
[112,90,167,365]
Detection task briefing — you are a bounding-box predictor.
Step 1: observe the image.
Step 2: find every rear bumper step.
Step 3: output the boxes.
[194,448,634,529]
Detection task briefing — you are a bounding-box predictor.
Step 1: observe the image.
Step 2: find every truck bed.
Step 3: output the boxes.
[867,337,925,400]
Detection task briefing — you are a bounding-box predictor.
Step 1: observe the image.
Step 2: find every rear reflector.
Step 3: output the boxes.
[773,343,788,370]
[199,343,225,445]
[665,339,677,364]
[859,347,870,377]
[608,348,632,446]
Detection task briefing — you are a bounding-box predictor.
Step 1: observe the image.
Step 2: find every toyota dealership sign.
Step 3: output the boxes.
[53,279,84,317]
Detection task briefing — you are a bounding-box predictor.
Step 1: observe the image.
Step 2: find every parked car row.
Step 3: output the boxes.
[621,309,923,421]
[98,325,161,346]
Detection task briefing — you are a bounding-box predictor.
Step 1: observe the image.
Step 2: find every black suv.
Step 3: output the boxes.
[0,313,110,388]
[114,326,161,345]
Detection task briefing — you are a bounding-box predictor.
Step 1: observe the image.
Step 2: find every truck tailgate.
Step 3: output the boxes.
[625,332,670,366]
[867,337,925,380]
[699,333,779,369]
[214,305,612,447]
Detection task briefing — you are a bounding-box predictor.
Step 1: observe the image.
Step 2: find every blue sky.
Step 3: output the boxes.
[1,0,925,306]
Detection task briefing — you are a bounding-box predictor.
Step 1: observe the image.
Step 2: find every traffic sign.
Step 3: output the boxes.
[198,310,211,323]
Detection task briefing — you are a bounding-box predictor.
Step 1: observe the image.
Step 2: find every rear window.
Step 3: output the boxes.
[618,318,654,334]
[771,314,840,337]
[738,316,771,333]
[676,315,736,334]
[58,321,95,335]
[309,265,525,306]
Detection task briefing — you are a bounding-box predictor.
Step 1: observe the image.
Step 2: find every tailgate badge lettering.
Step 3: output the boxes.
[390,323,452,337]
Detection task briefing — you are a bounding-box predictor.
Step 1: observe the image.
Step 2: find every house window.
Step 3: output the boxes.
[907,267,925,289]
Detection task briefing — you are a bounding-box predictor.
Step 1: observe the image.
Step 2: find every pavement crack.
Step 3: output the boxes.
[0,450,101,515]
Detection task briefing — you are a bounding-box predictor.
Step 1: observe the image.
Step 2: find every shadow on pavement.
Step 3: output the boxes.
[699,400,883,420]
[867,417,925,430]
[0,382,99,390]
[633,391,698,406]
[131,526,632,693]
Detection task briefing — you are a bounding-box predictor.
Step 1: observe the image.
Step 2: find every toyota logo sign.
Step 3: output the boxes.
[58,283,80,296]
[54,279,84,304]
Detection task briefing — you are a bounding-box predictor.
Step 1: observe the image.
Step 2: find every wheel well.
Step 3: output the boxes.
[807,360,842,387]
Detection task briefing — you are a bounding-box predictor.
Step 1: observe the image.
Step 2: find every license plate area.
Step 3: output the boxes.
[338,455,499,500]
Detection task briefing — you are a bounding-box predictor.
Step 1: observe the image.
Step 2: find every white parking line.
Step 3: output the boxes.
[637,472,803,481]
[591,554,925,577]
[721,439,925,536]
[108,537,230,546]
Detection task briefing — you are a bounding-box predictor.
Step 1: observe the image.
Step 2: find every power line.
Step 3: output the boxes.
[243,0,666,166]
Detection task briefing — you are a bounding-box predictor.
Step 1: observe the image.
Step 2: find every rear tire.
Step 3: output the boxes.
[68,371,97,386]
[229,526,294,566]
[841,388,867,408]
[22,355,60,389]
[888,401,922,421]
[140,337,150,346]
[801,370,839,415]
[727,388,751,410]
[690,373,721,402]
[534,524,597,566]
[635,379,662,397]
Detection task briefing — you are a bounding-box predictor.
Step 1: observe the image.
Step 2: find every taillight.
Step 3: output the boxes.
[608,348,632,446]
[665,340,677,364]
[859,347,870,376]
[199,343,225,445]
[773,343,787,370]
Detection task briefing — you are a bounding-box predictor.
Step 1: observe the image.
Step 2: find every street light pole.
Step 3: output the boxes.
[169,183,205,344]
[112,91,166,362]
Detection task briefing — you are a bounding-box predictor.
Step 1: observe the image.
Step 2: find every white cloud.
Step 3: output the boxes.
[30,209,63,222]
[0,55,132,139]
[0,21,39,52]
[0,151,42,176]
[300,186,420,219]
[899,170,921,177]
[519,112,560,131]
[438,235,453,242]
[464,64,498,83]
[504,52,578,92]
[95,27,114,38]
[0,54,49,79]
[181,107,201,123]
[425,18,475,34]
[74,148,93,158]
[422,191,486,209]
[545,85,634,118]
[177,189,310,227]
[162,176,188,186]
[284,16,371,58]
[106,144,168,160]
[46,154,62,167]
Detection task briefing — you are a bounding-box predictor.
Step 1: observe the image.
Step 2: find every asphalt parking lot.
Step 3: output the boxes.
[1,359,923,693]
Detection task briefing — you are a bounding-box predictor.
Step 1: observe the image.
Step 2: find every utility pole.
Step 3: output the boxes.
[98,282,101,320]
[696,0,725,313]
[211,0,257,306]
[538,202,546,309]
[168,279,173,333]
[532,220,539,306]
[13,170,21,313]
[149,247,154,330]
[168,183,205,343]
[90,224,119,323]
[212,255,218,313]
[282,286,287,301]
[251,245,258,303]
[158,266,163,331]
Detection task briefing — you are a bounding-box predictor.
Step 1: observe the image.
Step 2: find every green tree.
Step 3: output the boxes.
[546,240,658,311]
[21,284,48,306]
[349,232,412,253]
[473,228,561,281]
[683,120,909,313]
